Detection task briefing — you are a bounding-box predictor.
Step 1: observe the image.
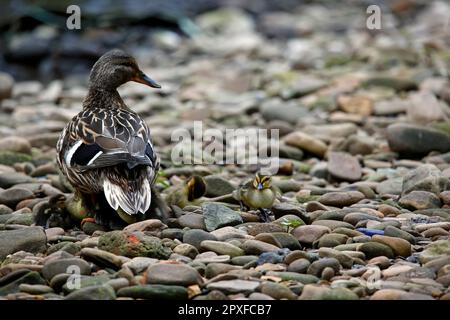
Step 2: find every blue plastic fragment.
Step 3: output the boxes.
[357,228,385,236]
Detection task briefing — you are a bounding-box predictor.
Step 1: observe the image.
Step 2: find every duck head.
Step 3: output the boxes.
[253,173,272,190]
[187,175,207,201]
[89,49,161,90]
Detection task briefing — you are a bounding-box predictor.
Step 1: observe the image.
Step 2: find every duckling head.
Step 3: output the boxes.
[187,175,206,201]
[253,173,272,190]
[89,49,161,90]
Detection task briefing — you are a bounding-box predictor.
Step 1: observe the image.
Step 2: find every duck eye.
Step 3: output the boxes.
[120,62,134,68]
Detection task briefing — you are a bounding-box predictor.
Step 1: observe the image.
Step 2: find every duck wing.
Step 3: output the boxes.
[60,107,158,172]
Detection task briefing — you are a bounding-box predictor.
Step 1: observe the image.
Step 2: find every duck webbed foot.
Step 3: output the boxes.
[258,208,272,223]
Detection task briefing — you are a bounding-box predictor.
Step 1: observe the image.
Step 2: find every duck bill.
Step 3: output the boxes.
[257,183,264,190]
[133,72,161,88]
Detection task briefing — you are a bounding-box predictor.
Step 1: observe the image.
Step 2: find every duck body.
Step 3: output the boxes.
[56,49,161,226]
[233,173,278,222]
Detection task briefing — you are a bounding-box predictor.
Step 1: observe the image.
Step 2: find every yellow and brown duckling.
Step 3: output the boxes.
[34,193,87,229]
[233,173,278,222]
[56,49,161,227]
[165,175,207,209]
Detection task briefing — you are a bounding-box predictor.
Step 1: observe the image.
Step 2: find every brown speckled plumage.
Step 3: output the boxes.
[56,49,161,224]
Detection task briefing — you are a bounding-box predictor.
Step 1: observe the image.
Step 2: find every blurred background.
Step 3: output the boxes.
[0,0,447,83]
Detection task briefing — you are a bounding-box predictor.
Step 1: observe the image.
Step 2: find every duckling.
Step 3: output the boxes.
[165,175,206,209]
[56,49,161,228]
[233,173,278,222]
[34,193,85,229]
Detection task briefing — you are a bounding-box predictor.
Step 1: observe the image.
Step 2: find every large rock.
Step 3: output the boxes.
[318,191,365,207]
[399,191,442,210]
[65,285,116,300]
[0,227,47,260]
[401,164,448,196]
[183,229,217,250]
[283,131,327,157]
[328,152,362,182]
[204,175,236,197]
[387,123,450,154]
[291,225,331,245]
[42,258,91,281]
[372,235,412,257]
[200,240,244,257]
[0,187,34,207]
[117,284,188,299]
[146,263,202,286]
[202,203,243,231]
[98,231,171,259]
[0,137,31,154]
[0,271,46,296]
[0,72,14,101]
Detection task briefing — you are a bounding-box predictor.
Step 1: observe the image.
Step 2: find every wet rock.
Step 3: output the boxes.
[376,177,403,195]
[399,191,442,210]
[387,123,450,154]
[241,240,280,255]
[384,226,416,244]
[307,258,341,277]
[318,191,365,207]
[122,257,158,275]
[123,219,167,235]
[0,137,31,154]
[205,263,240,278]
[147,263,202,286]
[117,284,188,299]
[42,258,91,281]
[0,172,33,188]
[202,203,243,231]
[267,271,319,284]
[173,244,199,259]
[401,164,448,196]
[0,187,34,208]
[19,284,54,295]
[260,281,297,300]
[200,240,244,257]
[291,225,331,245]
[370,289,433,300]
[287,258,311,273]
[65,285,116,300]
[318,247,353,268]
[0,271,46,296]
[0,227,47,260]
[337,95,373,116]
[315,233,349,248]
[255,232,301,250]
[418,240,450,264]
[372,235,411,257]
[183,229,218,250]
[328,152,362,182]
[178,214,206,230]
[0,72,14,101]
[358,242,395,259]
[407,91,447,124]
[283,131,328,157]
[98,231,171,259]
[206,279,260,294]
[204,175,235,197]
[343,212,381,225]
[80,248,126,270]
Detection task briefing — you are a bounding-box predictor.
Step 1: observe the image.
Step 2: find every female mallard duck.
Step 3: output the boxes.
[233,173,278,222]
[56,49,161,227]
